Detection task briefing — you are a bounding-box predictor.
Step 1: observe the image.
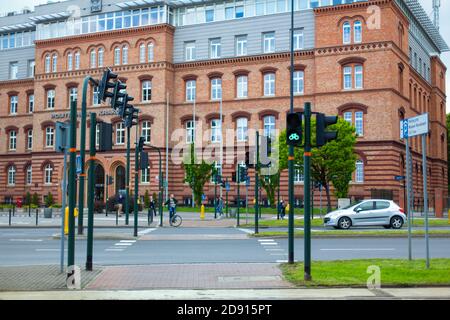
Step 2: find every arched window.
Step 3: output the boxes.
[148,43,154,62]
[354,20,362,43]
[114,47,121,66]
[98,48,104,67]
[44,164,53,184]
[74,51,80,70]
[263,115,276,139]
[52,54,57,72]
[236,117,248,142]
[141,121,151,143]
[139,43,146,63]
[343,21,351,44]
[355,160,364,183]
[8,166,16,185]
[45,54,51,73]
[26,165,32,185]
[47,89,55,109]
[142,80,152,102]
[122,45,128,65]
[67,53,73,71]
[354,65,363,89]
[343,64,363,90]
[90,49,97,68]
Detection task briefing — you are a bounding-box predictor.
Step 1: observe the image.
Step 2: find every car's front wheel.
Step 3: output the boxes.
[390,216,404,229]
[338,217,352,230]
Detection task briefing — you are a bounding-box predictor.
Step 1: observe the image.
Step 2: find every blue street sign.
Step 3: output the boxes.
[76,155,82,175]
[401,119,409,139]
[225,182,230,192]
[394,175,406,181]
[202,194,206,201]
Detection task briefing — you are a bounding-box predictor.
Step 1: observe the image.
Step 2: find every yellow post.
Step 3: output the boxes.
[200,204,205,220]
[65,206,79,235]
[448,209,450,223]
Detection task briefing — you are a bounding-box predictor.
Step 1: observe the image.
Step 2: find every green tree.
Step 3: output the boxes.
[24,192,32,206]
[278,118,357,212]
[259,171,280,208]
[144,190,150,209]
[182,144,214,207]
[31,192,40,207]
[44,192,54,208]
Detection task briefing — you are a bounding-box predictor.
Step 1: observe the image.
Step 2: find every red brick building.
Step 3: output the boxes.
[0,0,447,215]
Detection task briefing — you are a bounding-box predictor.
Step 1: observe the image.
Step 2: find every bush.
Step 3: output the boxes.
[51,204,62,209]
[24,192,32,206]
[44,192,54,208]
[144,190,150,209]
[153,192,158,207]
[31,193,40,207]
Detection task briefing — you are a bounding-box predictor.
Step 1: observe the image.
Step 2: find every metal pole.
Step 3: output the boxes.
[422,134,430,268]
[220,98,223,199]
[159,151,163,227]
[36,208,38,226]
[105,174,109,217]
[133,125,139,238]
[67,100,77,279]
[125,126,131,225]
[60,149,68,273]
[304,102,312,281]
[237,168,240,226]
[165,92,169,202]
[86,112,96,271]
[9,209,11,226]
[192,99,196,207]
[214,179,217,219]
[255,131,260,234]
[406,138,412,260]
[226,178,229,216]
[78,77,91,235]
[277,173,280,220]
[288,0,295,264]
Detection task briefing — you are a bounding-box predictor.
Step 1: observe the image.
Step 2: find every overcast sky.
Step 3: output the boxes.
[2,0,449,110]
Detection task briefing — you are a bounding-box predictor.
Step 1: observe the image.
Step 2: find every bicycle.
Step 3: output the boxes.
[170,213,182,227]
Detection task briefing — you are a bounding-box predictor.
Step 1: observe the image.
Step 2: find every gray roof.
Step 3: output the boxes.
[404,0,449,52]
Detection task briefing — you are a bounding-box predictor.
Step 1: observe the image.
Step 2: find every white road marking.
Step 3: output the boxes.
[270,253,287,256]
[260,242,278,246]
[36,249,66,252]
[258,239,275,242]
[320,248,396,251]
[10,239,43,242]
[114,243,133,246]
[276,260,289,263]
[138,228,156,235]
[265,248,284,251]
[119,240,137,243]
[237,228,254,234]
[105,248,125,252]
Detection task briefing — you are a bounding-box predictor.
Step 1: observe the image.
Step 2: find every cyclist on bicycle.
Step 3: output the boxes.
[165,194,178,224]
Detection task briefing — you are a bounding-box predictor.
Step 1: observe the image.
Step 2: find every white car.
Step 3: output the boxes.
[323,199,407,230]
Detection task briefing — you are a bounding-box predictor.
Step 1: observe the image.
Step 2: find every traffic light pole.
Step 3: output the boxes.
[67,100,77,279]
[86,112,96,271]
[288,0,295,264]
[133,126,139,237]
[255,131,260,234]
[214,179,217,219]
[303,102,312,281]
[237,169,240,227]
[125,126,131,225]
[145,144,163,227]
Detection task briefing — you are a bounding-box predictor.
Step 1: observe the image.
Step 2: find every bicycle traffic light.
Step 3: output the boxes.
[238,166,248,182]
[286,112,302,146]
[316,113,338,147]
[98,68,118,102]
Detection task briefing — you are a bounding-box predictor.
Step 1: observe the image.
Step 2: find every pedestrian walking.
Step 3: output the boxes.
[216,196,224,217]
[116,193,124,217]
[149,195,157,217]
[278,199,286,220]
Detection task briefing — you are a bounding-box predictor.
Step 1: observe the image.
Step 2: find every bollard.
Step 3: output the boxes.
[28,205,31,217]
[9,209,12,226]
[36,208,38,226]
[200,205,205,220]
[116,210,118,226]
[12,205,15,217]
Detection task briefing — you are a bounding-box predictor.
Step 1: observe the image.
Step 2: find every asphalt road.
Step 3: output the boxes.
[1,227,449,266]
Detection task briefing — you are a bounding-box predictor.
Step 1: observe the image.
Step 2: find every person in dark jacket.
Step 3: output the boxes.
[149,195,157,216]
[164,194,178,221]
[278,199,286,220]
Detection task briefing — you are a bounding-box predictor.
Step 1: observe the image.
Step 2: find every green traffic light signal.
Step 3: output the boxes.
[286,112,302,146]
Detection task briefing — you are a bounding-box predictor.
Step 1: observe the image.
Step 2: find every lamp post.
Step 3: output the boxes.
[146,144,163,227]
[288,0,295,264]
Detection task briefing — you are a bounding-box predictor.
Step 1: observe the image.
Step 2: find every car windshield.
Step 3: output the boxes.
[341,200,362,210]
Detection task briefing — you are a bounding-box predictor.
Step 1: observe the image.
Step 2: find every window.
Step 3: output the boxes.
[293,29,304,50]
[142,80,152,102]
[10,62,18,79]
[343,21,351,44]
[237,75,248,98]
[293,71,304,94]
[95,123,100,146]
[186,120,195,144]
[9,131,17,150]
[28,60,35,77]
[27,129,33,150]
[44,164,53,184]
[142,121,151,143]
[26,166,32,185]
[93,86,101,106]
[141,167,150,183]
[205,9,214,22]
[186,80,196,102]
[344,111,352,125]
[116,122,125,145]
[8,166,16,185]
[47,90,55,109]
[98,48,104,67]
[90,49,96,68]
[69,87,78,105]
[45,127,54,147]
[114,47,121,65]
[10,96,18,114]
[354,65,363,89]
[294,165,304,183]
[343,66,352,89]
[211,119,221,143]
[236,117,248,142]
[140,44,146,63]
[263,116,276,138]
[74,52,80,70]
[148,43,154,62]
[236,35,247,56]
[185,41,196,61]
[263,32,275,53]
[354,20,362,43]
[355,111,363,136]
[28,94,34,113]
[52,54,57,72]
[211,78,222,100]
[122,45,129,64]
[210,38,221,59]
[45,54,51,73]
[67,53,73,71]
[264,73,275,96]
[355,160,364,182]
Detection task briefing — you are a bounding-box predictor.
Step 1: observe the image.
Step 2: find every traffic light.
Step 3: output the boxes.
[316,113,338,147]
[260,135,272,168]
[111,81,127,110]
[98,122,112,152]
[239,166,248,182]
[137,136,146,152]
[286,112,302,146]
[214,174,222,184]
[98,68,118,102]
[124,106,139,128]
[118,94,134,118]
[55,122,70,153]
[140,152,149,172]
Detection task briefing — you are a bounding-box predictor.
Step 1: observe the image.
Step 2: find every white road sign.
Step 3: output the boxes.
[400,113,429,139]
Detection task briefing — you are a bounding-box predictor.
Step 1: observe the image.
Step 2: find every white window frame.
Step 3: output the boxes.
[74,52,80,70]
[211,119,221,143]
[98,48,104,67]
[45,127,54,148]
[354,20,362,43]
[210,38,221,59]
[10,95,18,114]
[186,80,196,102]
[27,129,33,150]
[141,167,150,184]
[237,75,248,98]
[122,45,129,65]
[236,117,248,142]
[44,164,53,184]
[148,43,154,62]
[52,54,57,72]
[264,73,275,96]
[8,166,16,185]
[116,122,125,145]
[293,70,304,94]
[47,90,55,109]
[343,21,351,44]
[211,78,222,100]
[142,121,151,143]
[343,66,352,90]
[185,42,196,61]
[236,35,247,56]
[142,80,152,102]
[67,53,73,71]
[26,165,32,185]
[114,47,121,66]
[354,65,363,89]
[263,32,275,53]
[293,29,304,50]
[343,111,352,125]
[186,120,195,144]
[294,165,304,184]
[28,94,34,113]
[355,111,363,136]
[9,131,17,150]
[69,87,78,104]
[355,160,364,183]
[45,54,51,73]
[263,115,276,138]
[90,49,97,68]
[10,62,18,80]
[93,86,100,106]
[139,43,146,63]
